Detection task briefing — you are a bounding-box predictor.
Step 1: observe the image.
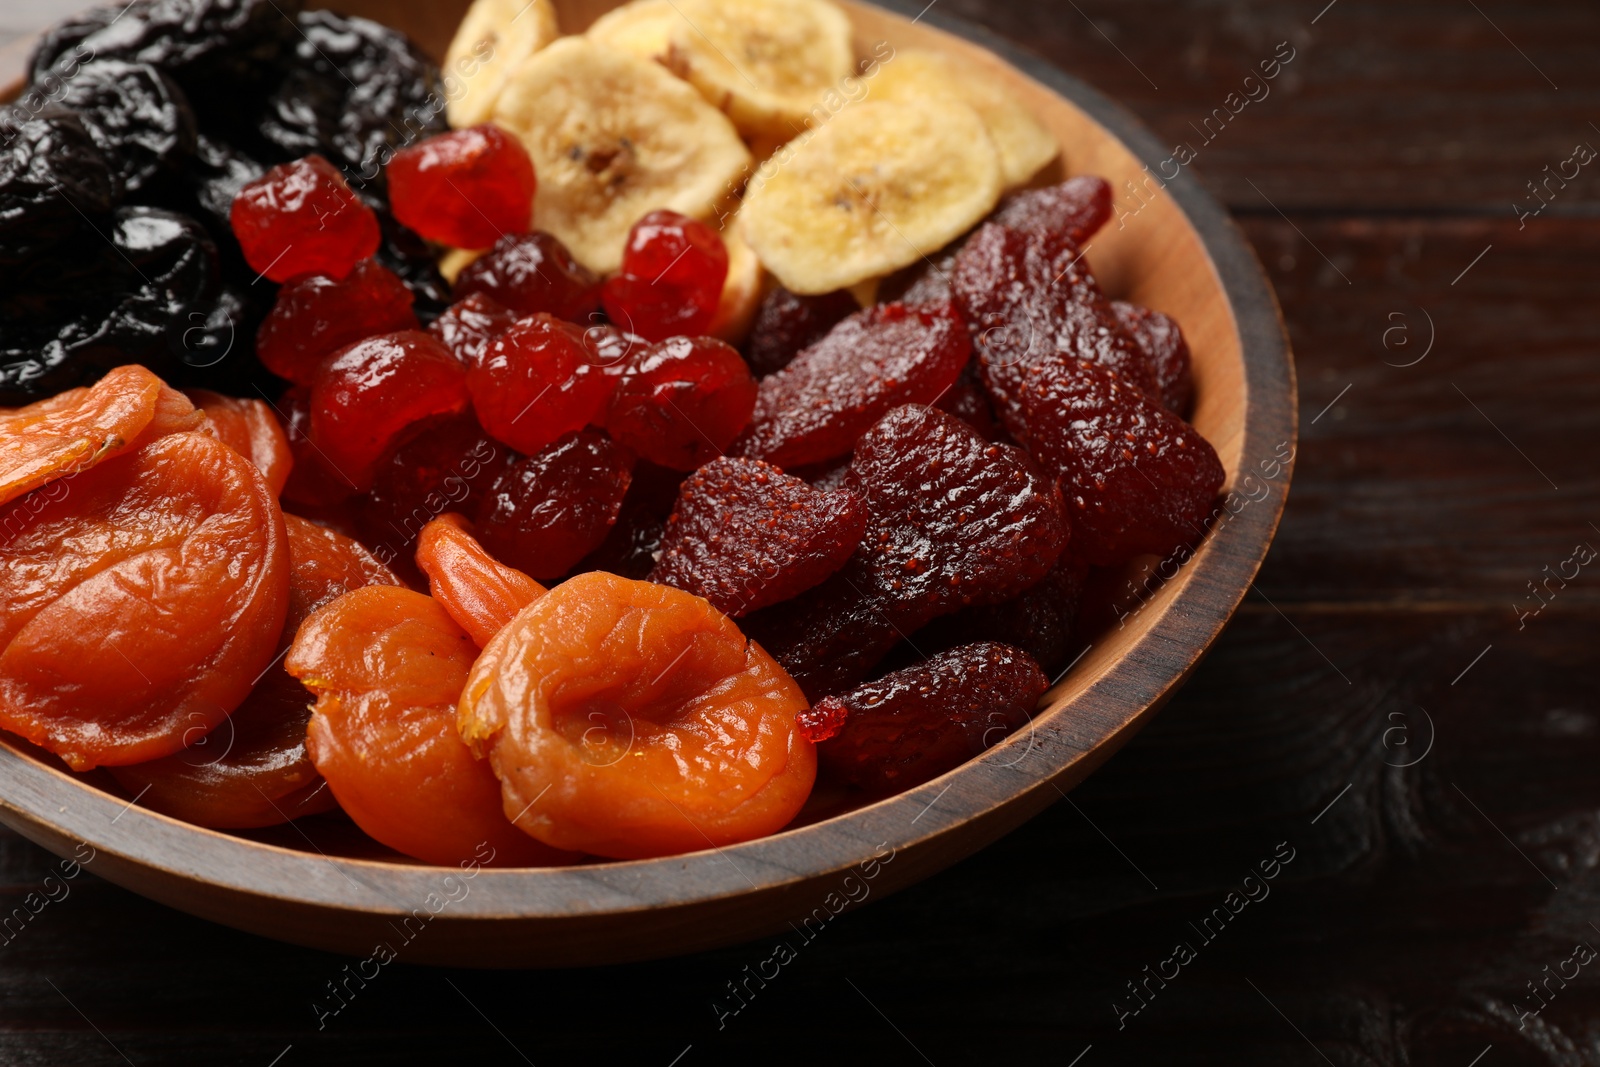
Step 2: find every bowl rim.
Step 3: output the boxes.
[0,0,1297,940]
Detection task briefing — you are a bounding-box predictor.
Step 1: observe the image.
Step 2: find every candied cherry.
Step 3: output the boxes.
[605,336,756,471]
[360,415,510,561]
[429,292,519,366]
[475,428,634,580]
[415,514,546,648]
[288,585,572,867]
[388,125,536,249]
[183,388,294,497]
[454,231,601,323]
[230,154,380,283]
[0,432,288,770]
[308,330,470,491]
[256,260,418,386]
[468,314,615,455]
[601,210,728,343]
[457,571,816,859]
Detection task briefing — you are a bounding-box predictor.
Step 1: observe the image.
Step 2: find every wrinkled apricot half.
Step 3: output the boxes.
[415,514,545,648]
[0,432,289,770]
[288,585,570,866]
[184,389,294,496]
[110,515,399,828]
[459,572,816,859]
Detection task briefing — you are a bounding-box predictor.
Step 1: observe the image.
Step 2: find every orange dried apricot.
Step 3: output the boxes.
[183,388,294,496]
[288,585,570,866]
[109,514,399,828]
[0,431,289,770]
[459,571,815,859]
[0,365,165,507]
[415,514,545,648]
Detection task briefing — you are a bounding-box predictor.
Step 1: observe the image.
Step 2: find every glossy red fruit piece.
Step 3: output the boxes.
[935,363,1003,440]
[230,154,380,283]
[256,259,417,385]
[1112,300,1194,417]
[475,428,634,580]
[360,415,512,562]
[388,125,536,249]
[309,330,471,491]
[606,336,756,471]
[601,210,728,342]
[468,313,615,455]
[797,642,1048,792]
[428,292,519,366]
[277,385,360,506]
[454,231,601,322]
[737,301,971,469]
[745,286,858,378]
[650,457,867,617]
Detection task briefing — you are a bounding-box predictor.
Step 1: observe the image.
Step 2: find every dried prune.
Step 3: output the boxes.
[744,286,856,378]
[468,314,614,456]
[746,406,1068,698]
[475,428,634,580]
[256,259,417,385]
[258,10,445,182]
[428,292,518,366]
[797,642,1047,792]
[606,337,756,471]
[0,107,120,265]
[375,208,451,323]
[650,457,867,617]
[601,210,728,343]
[915,556,1088,677]
[454,231,601,323]
[737,301,971,469]
[183,134,266,234]
[53,60,197,195]
[389,125,535,249]
[1112,300,1194,417]
[359,415,510,561]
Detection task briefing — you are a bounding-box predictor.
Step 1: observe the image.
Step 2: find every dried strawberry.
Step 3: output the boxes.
[935,363,1002,441]
[916,556,1088,676]
[1113,300,1194,417]
[454,231,601,322]
[428,292,518,367]
[651,457,867,617]
[990,175,1112,252]
[230,154,379,283]
[797,642,1048,792]
[744,286,857,378]
[388,125,535,250]
[475,428,633,580]
[256,260,417,385]
[359,416,510,558]
[737,301,971,469]
[746,406,1068,699]
[468,313,614,455]
[601,210,728,343]
[605,336,756,471]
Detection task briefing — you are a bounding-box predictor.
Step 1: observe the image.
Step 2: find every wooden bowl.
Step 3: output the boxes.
[0,0,1295,966]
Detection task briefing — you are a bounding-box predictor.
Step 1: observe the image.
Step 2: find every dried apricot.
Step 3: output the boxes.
[0,365,165,507]
[288,585,568,866]
[109,514,398,828]
[416,514,545,648]
[183,388,293,496]
[458,571,815,859]
[0,432,288,770]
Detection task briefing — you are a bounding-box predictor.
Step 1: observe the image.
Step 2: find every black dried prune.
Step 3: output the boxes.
[54,60,197,195]
[183,133,266,234]
[259,10,446,184]
[376,210,451,324]
[0,107,120,266]
[113,206,220,342]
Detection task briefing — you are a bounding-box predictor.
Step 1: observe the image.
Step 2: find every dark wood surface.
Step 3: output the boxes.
[3,1,1597,1064]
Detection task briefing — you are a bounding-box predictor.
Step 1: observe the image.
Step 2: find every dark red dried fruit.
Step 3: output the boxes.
[388,125,536,250]
[360,416,511,561]
[797,641,1048,792]
[256,259,417,385]
[606,336,756,471]
[308,330,470,490]
[230,154,380,283]
[468,313,614,455]
[650,457,867,617]
[1112,300,1194,417]
[427,292,519,367]
[577,460,686,580]
[454,231,601,323]
[916,556,1088,677]
[601,210,728,343]
[746,406,1068,698]
[935,363,1002,441]
[277,385,359,506]
[744,288,859,378]
[475,428,633,580]
[737,301,971,469]
[990,175,1112,253]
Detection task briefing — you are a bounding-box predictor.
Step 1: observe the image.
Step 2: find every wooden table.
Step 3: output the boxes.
[4,1,1597,1063]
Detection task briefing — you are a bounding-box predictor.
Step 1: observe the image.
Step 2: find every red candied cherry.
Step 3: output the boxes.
[605,336,756,471]
[454,231,601,323]
[278,385,360,507]
[388,125,536,250]
[468,314,617,456]
[309,330,471,491]
[428,292,519,366]
[256,260,417,385]
[601,210,729,343]
[231,154,380,283]
[360,415,513,555]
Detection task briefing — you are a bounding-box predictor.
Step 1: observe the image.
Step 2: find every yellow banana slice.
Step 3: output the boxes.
[866,49,1059,189]
[586,0,679,66]
[493,38,753,275]
[442,0,561,129]
[708,210,766,345]
[740,99,1003,295]
[438,247,486,286]
[666,0,855,140]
